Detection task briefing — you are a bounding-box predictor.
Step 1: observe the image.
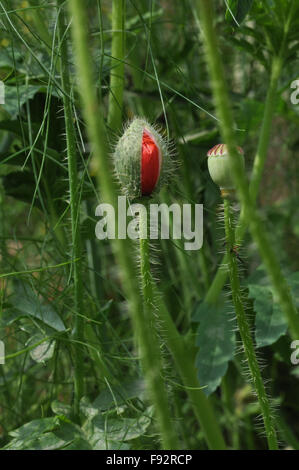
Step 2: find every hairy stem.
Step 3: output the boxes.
[197,0,299,340]
[138,204,226,449]
[205,54,283,305]
[138,206,178,449]
[68,0,226,448]
[203,4,294,306]
[68,0,177,448]
[57,0,84,419]
[223,197,278,450]
[155,290,226,449]
[107,0,126,132]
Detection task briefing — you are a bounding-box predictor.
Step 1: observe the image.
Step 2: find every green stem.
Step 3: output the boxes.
[197,0,299,340]
[68,0,176,448]
[205,53,283,304]
[107,0,126,132]
[57,0,84,420]
[155,292,226,449]
[223,197,278,450]
[68,0,226,449]
[139,207,178,449]
[204,5,294,306]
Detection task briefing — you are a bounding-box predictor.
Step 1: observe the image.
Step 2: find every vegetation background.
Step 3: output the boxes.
[0,0,298,450]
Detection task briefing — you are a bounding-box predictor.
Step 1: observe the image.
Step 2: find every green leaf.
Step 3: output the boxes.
[3,85,44,118]
[51,400,72,418]
[84,410,152,445]
[4,417,91,450]
[12,281,66,332]
[4,417,60,449]
[225,0,254,25]
[194,299,236,396]
[249,272,299,348]
[83,378,146,415]
[249,284,288,348]
[92,438,129,450]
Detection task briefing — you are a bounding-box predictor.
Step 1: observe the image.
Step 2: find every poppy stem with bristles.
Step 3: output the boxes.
[138,204,179,449]
[197,0,299,342]
[223,196,278,450]
[57,0,84,420]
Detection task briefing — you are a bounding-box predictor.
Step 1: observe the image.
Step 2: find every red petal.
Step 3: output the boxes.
[141,130,161,196]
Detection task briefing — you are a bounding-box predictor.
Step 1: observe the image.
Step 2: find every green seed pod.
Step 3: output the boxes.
[113,117,172,200]
[207,143,244,197]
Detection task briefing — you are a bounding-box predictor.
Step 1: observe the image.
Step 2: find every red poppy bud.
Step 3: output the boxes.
[113,117,171,199]
[141,130,162,196]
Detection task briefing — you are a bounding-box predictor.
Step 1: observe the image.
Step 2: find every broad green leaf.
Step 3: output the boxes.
[249,284,287,348]
[0,49,17,68]
[4,417,91,450]
[3,85,44,118]
[51,400,72,417]
[225,0,254,25]
[85,410,152,445]
[92,439,129,450]
[194,299,236,396]
[249,272,299,348]
[5,417,60,449]
[88,378,146,414]
[12,282,66,332]
[50,421,92,450]
[9,417,59,440]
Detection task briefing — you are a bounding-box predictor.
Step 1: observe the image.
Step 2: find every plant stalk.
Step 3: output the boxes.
[68,0,177,448]
[197,0,299,340]
[223,197,278,450]
[138,206,178,449]
[57,0,84,420]
[205,53,283,304]
[203,4,294,307]
[155,290,227,449]
[68,0,226,449]
[107,0,126,132]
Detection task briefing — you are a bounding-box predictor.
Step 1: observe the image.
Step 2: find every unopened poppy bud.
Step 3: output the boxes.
[113,117,171,199]
[207,143,244,198]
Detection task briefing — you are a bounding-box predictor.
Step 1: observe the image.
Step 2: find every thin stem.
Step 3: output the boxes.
[138,207,178,449]
[203,4,293,305]
[205,54,283,304]
[138,205,225,449]
[68,0,176,448]
[197,0,299,340]
[58,0,115,412]
[107,0,126,132]
[223,197,278,450]
[154,291,226,449]
[68,0,226,449]
[57,0,84,420]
